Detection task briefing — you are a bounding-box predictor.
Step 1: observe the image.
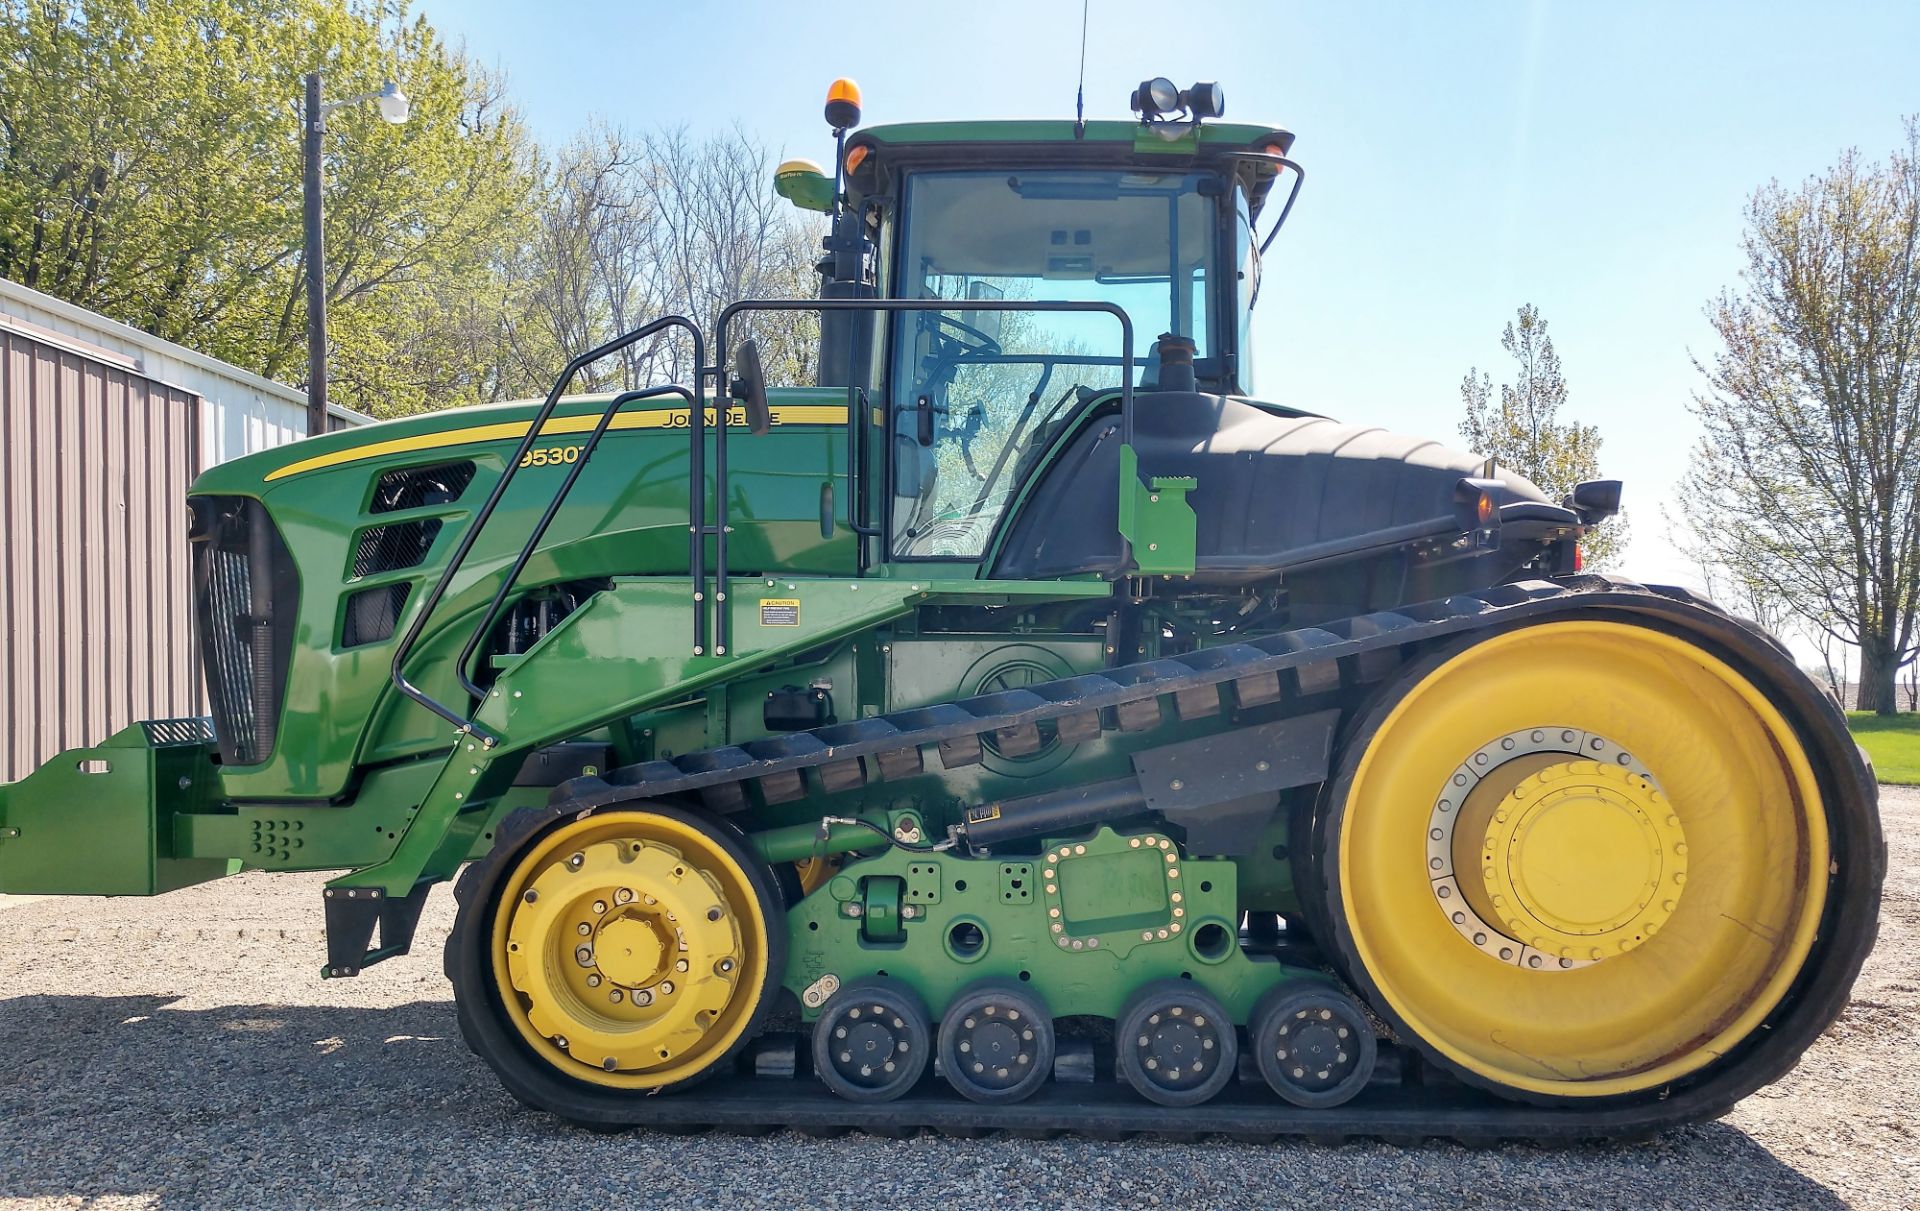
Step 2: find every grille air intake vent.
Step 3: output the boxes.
[342,584,411,648]
[351,519,442,577]
[371,461,475,514]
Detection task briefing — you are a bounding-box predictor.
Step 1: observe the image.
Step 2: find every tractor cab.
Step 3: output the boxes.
[772,80,1301,563]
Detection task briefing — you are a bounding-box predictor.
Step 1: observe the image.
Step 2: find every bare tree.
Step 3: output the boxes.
[1695,555,1796,637]
[635,125,819,384]
[1676,119,1920,715]
[503,122,661,393]
[508,123,821,396]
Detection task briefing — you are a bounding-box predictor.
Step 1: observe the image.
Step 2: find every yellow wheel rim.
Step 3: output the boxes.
[489,810,771,1089]
[1339,621,1828,1097]
[794,854,839,896]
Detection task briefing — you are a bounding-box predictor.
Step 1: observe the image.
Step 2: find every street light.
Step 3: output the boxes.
[303,72,410,436]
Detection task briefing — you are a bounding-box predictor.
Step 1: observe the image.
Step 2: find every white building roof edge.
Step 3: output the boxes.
[0,275,369,426]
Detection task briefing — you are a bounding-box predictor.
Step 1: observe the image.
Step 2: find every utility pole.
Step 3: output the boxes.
[300,72,409,437]
[303,71,328,437]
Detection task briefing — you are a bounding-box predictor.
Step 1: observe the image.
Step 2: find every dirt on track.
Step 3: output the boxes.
[0,788,1914,1210]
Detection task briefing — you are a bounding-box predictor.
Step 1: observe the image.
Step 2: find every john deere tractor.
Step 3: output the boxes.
[0,78,1883,1139]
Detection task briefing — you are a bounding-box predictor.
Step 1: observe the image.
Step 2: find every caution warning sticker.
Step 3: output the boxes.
[759,598,800,626]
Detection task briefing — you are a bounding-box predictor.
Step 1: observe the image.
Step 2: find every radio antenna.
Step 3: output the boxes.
[1073,0,1090,139]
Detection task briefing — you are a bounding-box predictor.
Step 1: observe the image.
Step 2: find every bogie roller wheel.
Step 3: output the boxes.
[447,803,786,1122]
[1251,986,1376,1108]
[1116,980,1238,1107]
[1314,617,1875,1106]
[811,978,932,1102]
[937,981,1055,1104]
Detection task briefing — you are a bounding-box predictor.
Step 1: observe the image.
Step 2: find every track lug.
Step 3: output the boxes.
[937,733,983,768]
[1114,697,1162,732]
[1054,711,1102,744]
[873,747,923,781]
[752,1035,797,1079]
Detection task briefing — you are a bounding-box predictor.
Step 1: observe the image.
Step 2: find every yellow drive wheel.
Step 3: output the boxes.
[1324,619,1829,1101]
[482,806,780,1093]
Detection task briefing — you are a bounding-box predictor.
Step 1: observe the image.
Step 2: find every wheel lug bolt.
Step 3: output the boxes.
[576,922,592,936]
[593,900,607,914]
[586,974,602,988]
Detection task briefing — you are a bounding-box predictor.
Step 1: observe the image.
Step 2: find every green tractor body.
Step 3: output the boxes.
[0,93,1883,1137]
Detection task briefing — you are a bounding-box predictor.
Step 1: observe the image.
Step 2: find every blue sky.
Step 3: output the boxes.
[423,0,1919,585]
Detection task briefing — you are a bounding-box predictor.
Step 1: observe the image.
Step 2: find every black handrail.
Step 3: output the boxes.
[450,384,696,702]
[844,387,881,544]
[713,298,1134,655]
[1234,151,1305,256]
[390,314,704,743]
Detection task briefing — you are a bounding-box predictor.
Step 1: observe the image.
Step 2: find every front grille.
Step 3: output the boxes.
[193,497,299,766]
[350,519,441,577]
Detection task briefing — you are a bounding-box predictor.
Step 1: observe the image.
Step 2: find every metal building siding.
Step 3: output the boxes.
[0,276,369,460]
[1,326,202,781]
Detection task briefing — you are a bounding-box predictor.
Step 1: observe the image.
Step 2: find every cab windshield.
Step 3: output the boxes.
[889,169,1220,558]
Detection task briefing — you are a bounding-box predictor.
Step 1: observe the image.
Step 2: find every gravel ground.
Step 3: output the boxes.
[1,788,1914,1211]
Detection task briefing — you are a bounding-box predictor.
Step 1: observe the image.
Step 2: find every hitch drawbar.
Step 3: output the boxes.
[957,711,1339,853]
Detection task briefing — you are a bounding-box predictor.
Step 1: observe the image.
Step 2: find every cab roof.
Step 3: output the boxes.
[853,118,1293,154]
[844,119,1295,218]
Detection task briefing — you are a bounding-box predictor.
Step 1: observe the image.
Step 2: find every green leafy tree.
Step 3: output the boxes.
[1459,303,1627,567]
[0,0,538,417]
[1677,119,1920,714]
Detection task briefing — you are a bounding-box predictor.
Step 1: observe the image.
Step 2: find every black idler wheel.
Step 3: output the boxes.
[1252,985,1377,1108]
[811,978,932,1102]
[1115,980,1237,1107]
[937,981,1055,1104]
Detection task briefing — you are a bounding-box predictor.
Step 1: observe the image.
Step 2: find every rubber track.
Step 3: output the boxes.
[449,574,1884,1141]
[555,573,1803,814]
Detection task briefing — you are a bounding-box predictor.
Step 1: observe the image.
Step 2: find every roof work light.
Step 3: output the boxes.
[1130,77,1180,120]
[1130,77,1226,124]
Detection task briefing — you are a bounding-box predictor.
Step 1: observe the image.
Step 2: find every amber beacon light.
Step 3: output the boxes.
[825,78,862,131]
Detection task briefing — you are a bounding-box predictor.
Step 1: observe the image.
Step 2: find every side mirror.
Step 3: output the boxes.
[1567,479,1624,522]
[730,339,771,435]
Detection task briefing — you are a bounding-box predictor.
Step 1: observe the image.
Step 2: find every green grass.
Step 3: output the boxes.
[1848,711,1920,785]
